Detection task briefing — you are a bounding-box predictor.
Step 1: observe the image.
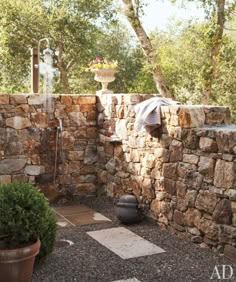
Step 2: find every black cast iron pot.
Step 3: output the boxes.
[115,194,142,224]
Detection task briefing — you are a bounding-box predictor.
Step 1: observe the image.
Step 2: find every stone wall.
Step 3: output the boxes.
[96,93,236,254]
[1,92,236,255]
[0,94,97,201]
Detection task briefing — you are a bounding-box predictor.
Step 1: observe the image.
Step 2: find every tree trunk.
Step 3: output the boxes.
[57,40,71,94]
[122,0,174,99]
[203,0,225,104]
[60,68,70,94]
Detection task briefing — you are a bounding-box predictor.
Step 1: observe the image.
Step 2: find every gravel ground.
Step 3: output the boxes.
[33,196,235,282]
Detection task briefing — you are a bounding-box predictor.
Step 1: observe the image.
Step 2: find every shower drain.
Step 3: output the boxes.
[55,239,74,248]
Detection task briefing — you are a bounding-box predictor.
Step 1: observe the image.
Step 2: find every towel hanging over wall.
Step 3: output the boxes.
[134,97,179,133]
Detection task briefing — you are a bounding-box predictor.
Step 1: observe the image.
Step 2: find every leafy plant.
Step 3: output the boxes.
[0,182,56,259]
[0,0,116,94]
[88,56,118,70]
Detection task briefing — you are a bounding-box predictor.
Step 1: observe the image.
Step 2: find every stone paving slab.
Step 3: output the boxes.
[54,205,94,215]
[87,227,165,259]
[112,278,141,282]
[53,211,75,227]
[54,205,111,226]
[33,197,232,282]
[66,212,111,225]
[56,219,74,227]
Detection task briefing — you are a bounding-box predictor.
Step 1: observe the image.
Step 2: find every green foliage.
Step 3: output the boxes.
[0,182,56,259]
[0,0,116,93]
[71,24,155,94]
[126,62,157,93]
[0,0,156,94]
[1,0,235,101]
[150,20,236,119]
[212,37,236,122]
[0,0,156,95]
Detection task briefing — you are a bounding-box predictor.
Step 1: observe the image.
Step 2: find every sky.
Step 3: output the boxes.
[118,0,205,32]
[142,0,205,31]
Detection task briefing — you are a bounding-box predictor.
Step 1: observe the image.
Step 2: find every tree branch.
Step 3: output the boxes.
[203,0,226,103]
[133,0,140,16]
[122,0,174,98]
[66,59,75,71]
[224,26,236,31]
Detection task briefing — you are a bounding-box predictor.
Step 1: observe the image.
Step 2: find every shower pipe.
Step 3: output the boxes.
[38,38,50,94]
[53,117,65,191]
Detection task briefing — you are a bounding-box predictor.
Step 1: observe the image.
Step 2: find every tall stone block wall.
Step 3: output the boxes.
[96,93,236,254]
[0,94,97,200]
[1,91,236,254]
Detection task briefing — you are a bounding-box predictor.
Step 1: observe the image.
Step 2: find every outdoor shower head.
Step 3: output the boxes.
[38,38,52,65]
[43,47,54,66]
[38,38,50,48]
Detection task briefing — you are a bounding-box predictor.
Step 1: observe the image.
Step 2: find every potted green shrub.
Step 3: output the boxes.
[0,182,57,282]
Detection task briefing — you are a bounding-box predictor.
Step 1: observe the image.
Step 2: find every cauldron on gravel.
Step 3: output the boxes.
[115,194,142,224]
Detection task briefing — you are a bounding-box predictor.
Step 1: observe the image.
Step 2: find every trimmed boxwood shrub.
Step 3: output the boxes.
[0,182,57,259]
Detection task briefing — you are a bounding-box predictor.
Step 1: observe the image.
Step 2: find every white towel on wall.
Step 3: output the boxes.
[134,97,179,133]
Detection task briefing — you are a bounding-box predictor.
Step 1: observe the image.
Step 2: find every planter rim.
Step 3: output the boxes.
[91,68,118,73]
[0,239,40,263]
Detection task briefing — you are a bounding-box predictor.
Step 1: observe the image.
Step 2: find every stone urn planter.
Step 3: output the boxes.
[91,68,118,94]
[115,194,142,224]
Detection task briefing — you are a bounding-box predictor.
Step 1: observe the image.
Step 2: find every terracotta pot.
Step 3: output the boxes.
[0,239,40,282]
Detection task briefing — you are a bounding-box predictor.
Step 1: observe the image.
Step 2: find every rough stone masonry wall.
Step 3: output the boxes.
[0,94,97,201]
[96,93,236,254]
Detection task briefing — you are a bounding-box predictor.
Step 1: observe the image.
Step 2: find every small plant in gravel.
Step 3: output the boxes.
[0,182,57,259]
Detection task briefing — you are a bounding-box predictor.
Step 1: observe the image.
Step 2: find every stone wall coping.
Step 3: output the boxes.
[0,93,96,97]
[97,93,159,96]
[197,125,236,132]
[57,94,96,97]
[0,93,230,110]
[166,104,229,109]
[95,93,229,110]
[162,104,230,113]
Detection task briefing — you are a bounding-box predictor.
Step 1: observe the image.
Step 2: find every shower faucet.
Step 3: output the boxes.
[57,118,63,132]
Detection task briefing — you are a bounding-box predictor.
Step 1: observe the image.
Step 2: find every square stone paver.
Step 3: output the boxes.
[66,212,111,225]
[112,279,141,282]
[54,205,93,215]
[53,211,74,227]
[56,219,74,227]
[54,205,111,226]
[87,227,165,259]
